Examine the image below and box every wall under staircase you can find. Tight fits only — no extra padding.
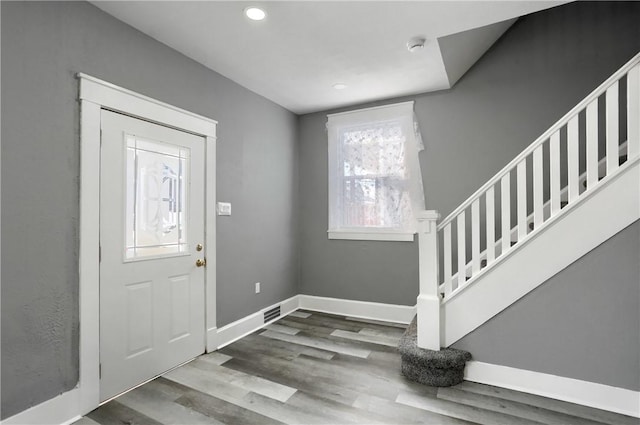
[414,52,640,415]
[451,221,639,393]
[441,157,639,346]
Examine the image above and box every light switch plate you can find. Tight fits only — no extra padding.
[217,202,231,216]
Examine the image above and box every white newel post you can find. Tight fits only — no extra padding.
[416,210,441,351]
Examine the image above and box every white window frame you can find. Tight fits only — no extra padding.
[327,101,425,242]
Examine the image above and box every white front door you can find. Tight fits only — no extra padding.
[99,110,206,401]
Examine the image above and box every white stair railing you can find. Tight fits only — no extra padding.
[445,141,629,291]
[417,52,640,350]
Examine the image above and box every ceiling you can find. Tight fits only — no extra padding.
[92,1,567,114]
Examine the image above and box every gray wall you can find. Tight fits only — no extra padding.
[298,1,640,304]
[297,113,419,305]
[453,221,640,391]
[3,0,640,420]
[1,1,298,418]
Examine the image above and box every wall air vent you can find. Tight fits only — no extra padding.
[263,305,281,323]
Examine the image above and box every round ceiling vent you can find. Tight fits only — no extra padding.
[407,37,427,53]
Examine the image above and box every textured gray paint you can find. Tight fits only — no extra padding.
[1,1,298,418]
[453,221,640,391]
[298,1,640,305]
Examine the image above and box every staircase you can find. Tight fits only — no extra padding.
[402,53,640,385]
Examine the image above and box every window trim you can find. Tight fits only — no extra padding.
[327,101,423,242]
[327,230,415,242]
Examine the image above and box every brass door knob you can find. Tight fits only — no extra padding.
[196,258,206,267]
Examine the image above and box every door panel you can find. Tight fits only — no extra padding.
[169,274,191,342]
[100,110,206,401]
[124,280,153,357]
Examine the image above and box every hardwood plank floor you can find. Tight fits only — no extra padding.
[79,311,637,425]
[453,382,639,425]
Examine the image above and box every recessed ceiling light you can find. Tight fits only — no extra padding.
[245,7,266,21]
[333,83,347,90]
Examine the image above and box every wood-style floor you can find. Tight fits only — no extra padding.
[76,310,637,425]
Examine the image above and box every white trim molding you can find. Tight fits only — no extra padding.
[328,230,415,242]
[205,133,218,353]
[215,296,300,349]
[77,73,217,137]
[326,100,416,119]
[465,361,640,418]
[0,388,81,425]
[298,295,415,324]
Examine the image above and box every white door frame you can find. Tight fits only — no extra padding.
[78,74,217,415]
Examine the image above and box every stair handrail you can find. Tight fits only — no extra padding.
[440,141,629,291]
[437,52,640,231]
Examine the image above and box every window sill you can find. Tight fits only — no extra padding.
[327,230,416,242]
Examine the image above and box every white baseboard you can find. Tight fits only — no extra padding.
[465,361,640,418]
[214,295,300,349]
[214,294,415,350]
[1,387,81,425]
[298,294,415,324]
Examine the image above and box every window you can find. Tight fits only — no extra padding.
[328,101,425,241]
[125,135,189,260]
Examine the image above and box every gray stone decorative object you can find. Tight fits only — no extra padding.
[398,316,472,387]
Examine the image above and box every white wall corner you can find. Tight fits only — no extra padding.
[465,361,640,418]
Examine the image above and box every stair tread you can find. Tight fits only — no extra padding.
[438,386,623,425]
[455,381,638,425]
[397,390,544,425]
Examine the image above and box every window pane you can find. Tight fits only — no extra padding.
[342,121,406,178]
[339,121,409,228]
[125,135,189,260]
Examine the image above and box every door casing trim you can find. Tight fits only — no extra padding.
[78,73,217,415]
